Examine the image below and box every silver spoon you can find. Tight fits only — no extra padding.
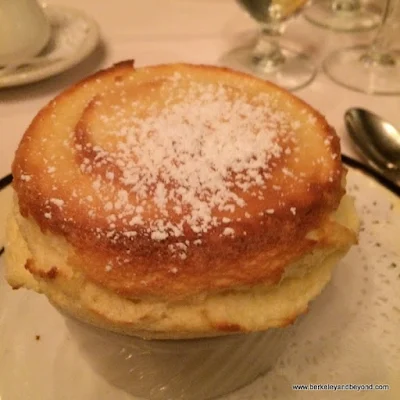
[345,107,400,190]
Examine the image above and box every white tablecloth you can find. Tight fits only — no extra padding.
[1,0,399,178]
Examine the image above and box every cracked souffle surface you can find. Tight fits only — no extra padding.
[6,62,358,338]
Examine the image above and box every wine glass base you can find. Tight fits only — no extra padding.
[303,0,381,32]
[220,44,316,91]
[323,45,400,95]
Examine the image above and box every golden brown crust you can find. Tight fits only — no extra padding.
[12,62,344,301]
[25,259,58,280]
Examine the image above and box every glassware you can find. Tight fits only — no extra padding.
[303,0,381,31]
[221,0,316,91]
[323,0,400,94]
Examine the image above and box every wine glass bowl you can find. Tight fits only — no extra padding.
[238,0,308,22]
[323,0,400,94]
[221,0,316,91]
[303,0,381,32]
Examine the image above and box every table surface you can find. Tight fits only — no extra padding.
[1,0,399,179]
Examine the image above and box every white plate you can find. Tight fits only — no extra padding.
[0,167,399,400]
[0,5,99,89]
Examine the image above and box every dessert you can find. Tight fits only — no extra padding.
[5,62,359,340]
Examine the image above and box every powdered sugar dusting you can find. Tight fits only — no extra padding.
[71,74,300,248]
[20,174,31,182]
[50,198,65,208]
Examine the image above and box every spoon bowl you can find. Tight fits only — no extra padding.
[345,107,400,188]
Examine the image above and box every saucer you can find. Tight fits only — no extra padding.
[0,5,99,89]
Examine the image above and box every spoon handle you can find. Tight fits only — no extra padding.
[0,173,12,191]
[341,154,400,197]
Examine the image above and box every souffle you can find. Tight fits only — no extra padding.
[5,62,359,339]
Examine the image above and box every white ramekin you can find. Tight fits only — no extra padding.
[64,316,294,400]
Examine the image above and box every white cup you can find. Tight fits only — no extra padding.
[0,0,51,66]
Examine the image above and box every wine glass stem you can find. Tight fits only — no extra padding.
[331,0,360,13]
[252,23,285,71]
[361,0,397,66]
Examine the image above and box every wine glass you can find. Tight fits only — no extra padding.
[221,0,316,91]
[303,0,381,31]
[323,0,400,94]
